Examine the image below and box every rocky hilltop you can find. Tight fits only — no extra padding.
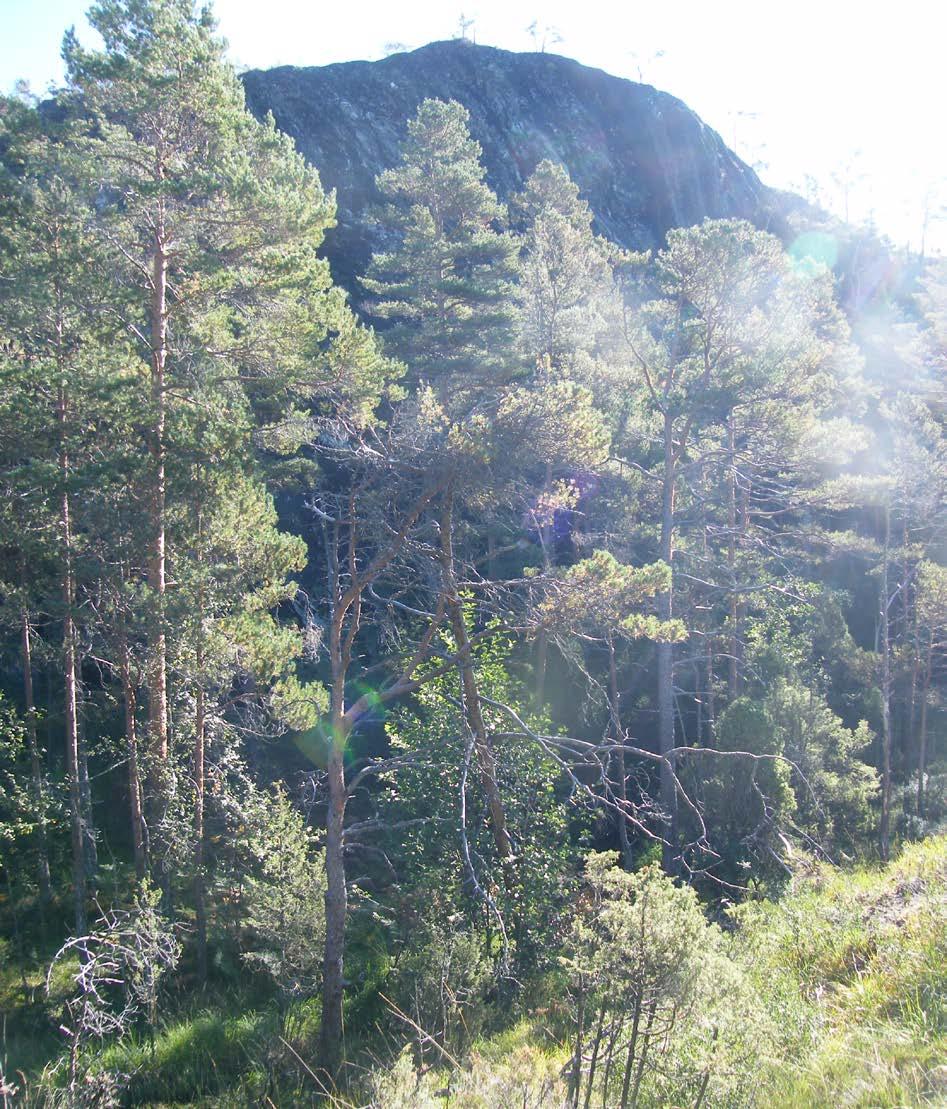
[241,40,789,291]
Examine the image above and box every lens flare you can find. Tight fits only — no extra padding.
[789,231,838,274]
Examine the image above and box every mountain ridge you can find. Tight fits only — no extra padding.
[240,40,792,292]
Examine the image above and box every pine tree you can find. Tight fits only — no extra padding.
[60,0,389,896]
[175,459,308,982]
[362,98,520,394]
[617,219,857,872]
[0,94,134,930]
[513,159,622,375]
[511,160,626,702]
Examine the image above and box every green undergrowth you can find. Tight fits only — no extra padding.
[364,836,947,1108]
[0,922,73,1079]
[3,838,945,1106]
[95,1007,274,1105]
[736,834,947,1107]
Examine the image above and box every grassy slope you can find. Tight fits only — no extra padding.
[3,837,945,1106]
[742,834,947,1107]
[374,836,947,1108]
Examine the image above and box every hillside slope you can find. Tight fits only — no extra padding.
[241,40,789,290]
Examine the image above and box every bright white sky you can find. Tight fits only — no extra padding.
[2,0,944,252]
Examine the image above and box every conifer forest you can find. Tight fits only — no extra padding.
[0,3,945,1105]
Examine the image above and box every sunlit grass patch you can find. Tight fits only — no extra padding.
[92,1005,275,1104]
[741,834,947,1107]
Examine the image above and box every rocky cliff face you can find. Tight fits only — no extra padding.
[241,40,789,292]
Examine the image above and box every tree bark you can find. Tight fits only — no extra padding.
[904,522,917,777]
[148,205,172,905]
[599,1018,621,1109]
[917,629,932,817]
[658,416,677,873]
[879,504,893,862]
[318,527,351,1076]
[570,980,586,1108]
[77,704,97,878]
[628,999,657,1109]
[727,416,739,700]
[734,478,749,694]
[535,461,553,706]
[52,234,87,933]
[57,306,86,935]
[61,470,86,935]
[318,726,348,1077]
[535,630,548,709]
[120,628,146,881]
[700,490,715,745]
[193,684,207,984]
[20,605,52,906]
[608,634,632,868]
[193,498,208,985]
[583,1001,608,1109]
[440,491,515,873]
[619,992,643,1109]
[149,213,169,765]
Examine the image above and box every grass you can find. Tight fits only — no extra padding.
[0,925,72,1080]
[3,837,945,1106]
[741,834,947,1107]
[0,919,284,1105]
[95,1007,273,1104]
[365,836,947,1108]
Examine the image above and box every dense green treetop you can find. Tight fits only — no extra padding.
[362,98,520,392]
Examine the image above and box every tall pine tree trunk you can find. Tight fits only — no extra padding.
[903,523,918,776]
[193,684,207,984]
[917,629,933,817]
[20,604,52,906]
[657,417,677,872]
[440,491,514,874]
[608,633,633,868]
[148,209,171,900]
[318,513,351,1077]
[193,506,208,985]
[879,504,893,862]
[727,416,739,700]
[535,462,553,707]
[705,635,716,741]
[56,263,87,935]
[318,652,349,1077]
[734,479,749,693]
[701,505,716,745]
[149,213,169,763]
[77,704,97,879]
[59,400,86,935]
[119,625,146,881]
